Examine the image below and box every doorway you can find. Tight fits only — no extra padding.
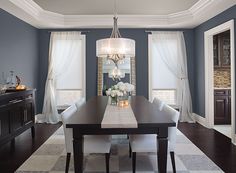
[204,20,235,144]
[213,30,231,138]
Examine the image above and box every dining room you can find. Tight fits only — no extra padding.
[1,0,236,173]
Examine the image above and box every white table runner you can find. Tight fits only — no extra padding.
[101,102,138,128]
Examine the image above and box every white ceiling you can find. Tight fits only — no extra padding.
[1,0,236,28]
[32,0,199,15]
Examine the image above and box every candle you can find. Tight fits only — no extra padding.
[119,101,125,107]
[124,100,129,106]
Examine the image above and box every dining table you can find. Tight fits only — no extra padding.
[66,96,176,173]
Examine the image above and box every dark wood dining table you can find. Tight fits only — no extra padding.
[66,96,176,173]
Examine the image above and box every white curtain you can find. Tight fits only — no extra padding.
[151,31,195,122]
[40,32,82,124]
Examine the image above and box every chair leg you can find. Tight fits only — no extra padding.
[129,143,132,158]
[132,152,136,173]
[170,151,176,173]
[65,153,71,173]
[105,153,110,173]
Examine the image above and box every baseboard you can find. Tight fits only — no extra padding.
[233,135,236,146]
[193,113,209,128]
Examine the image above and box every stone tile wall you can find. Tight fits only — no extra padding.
[214,68,231,88]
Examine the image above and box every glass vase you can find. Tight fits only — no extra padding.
[118,93,129,102]
[110,96,118,105]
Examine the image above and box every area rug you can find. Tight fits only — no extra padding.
[15,127,224,173]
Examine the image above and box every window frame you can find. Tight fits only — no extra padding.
[55,35,86,109]
[148,35,178,106]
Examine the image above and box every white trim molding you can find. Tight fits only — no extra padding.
[204,20,235,144]
[0,0,236,28]
[148,35,153,102]
[192,113,209,128]
[234,135,236,145]
[81,35,86,100]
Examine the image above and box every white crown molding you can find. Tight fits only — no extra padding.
[1,0,236,28]
[189,0,214,14]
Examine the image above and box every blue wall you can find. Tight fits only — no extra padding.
[0,9,195,114]
[0,9,39,104]
[194,5,236,117]
[0,9,39,88]
[37,29,195,112]
[1,4,236,119]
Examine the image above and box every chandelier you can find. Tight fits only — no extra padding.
[96,1,135,65]
[108,66,125,81]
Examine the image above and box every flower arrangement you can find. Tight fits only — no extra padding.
[106,82,134,105]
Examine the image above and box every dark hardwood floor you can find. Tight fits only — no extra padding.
[0,123,61,173]
[0,122,235,173]
[178,122,236,173]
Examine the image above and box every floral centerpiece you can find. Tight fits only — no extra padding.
[106,82,134,105]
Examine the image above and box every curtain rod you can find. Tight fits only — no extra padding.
[145,30,185,33]
[47,31,90,33]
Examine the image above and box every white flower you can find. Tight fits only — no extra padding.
[130,85,134,92]
[119,84,126,92]
[117,91,124,97]
[110,90,116,97]
[117,82,123,87]
[106,88,111,96]
[124,83,134,92]
[107,82,134,97]
[116,82,126,92]
[114,85,118,90]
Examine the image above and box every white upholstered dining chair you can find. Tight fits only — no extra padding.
[128,97,165,158]
[153,97,165,111]
[61,98,112,173]
[129,104,180,173]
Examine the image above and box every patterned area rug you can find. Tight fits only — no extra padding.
[16,127,224,173]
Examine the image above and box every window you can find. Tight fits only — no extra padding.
[152,89,177,105]
[148,35,178,106]
[54,36,86,109]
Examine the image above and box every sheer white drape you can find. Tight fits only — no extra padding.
[150,31,195,122]
[40,32,82,124]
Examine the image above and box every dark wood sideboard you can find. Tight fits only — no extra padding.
[0,89,36,146]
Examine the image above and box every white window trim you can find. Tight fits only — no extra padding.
[81,34,86,100]
[148,34,153,102]
[56,34,86,109]
[148,35,178,105]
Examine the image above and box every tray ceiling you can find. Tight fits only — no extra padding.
[1,0,236,28]
[32,0,199,15]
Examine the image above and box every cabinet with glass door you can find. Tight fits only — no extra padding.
[213,30,230,68]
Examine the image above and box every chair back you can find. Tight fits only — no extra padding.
[75,97,86,109]
[153,97,165,111]
[61,98,86,153]
[162,104,180,151]
[61,104,77,153]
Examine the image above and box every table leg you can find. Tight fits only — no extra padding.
[73,134,84,173]
[157,127,168,173]
[31,126,35,138]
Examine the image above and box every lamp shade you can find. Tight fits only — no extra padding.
[96,38,135,58]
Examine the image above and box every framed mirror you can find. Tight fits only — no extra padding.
[97,57,136,96]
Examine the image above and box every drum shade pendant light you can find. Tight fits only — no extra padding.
[96,0,135,64]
